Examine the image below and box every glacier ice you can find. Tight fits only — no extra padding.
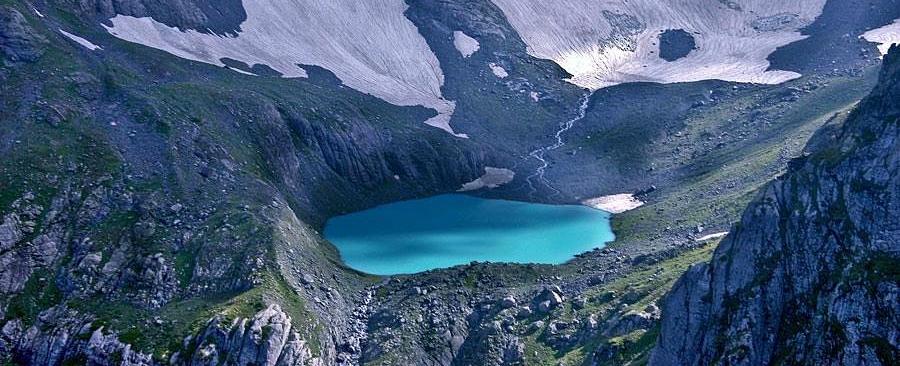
[101,0,838,137]
[489,0,827,89]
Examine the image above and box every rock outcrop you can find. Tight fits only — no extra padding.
[0,6,46,65]
[0,304,322,366]
[533,286,564,313]
[0,306,153,365]
[651,46,900,365]
[187,305,322,366]
[81,0,247,35]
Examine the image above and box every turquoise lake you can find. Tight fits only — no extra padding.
[323,194,615,275]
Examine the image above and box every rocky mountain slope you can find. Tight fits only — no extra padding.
[1,0,898,365]
[652,45,900,366]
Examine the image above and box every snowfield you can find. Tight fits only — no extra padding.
[489,0,827,89]
[453,31,480,58]
[103,0,835,136]
[862,19,900,57]
[104,0,462,136]
[60,29,102,50]
[696,231,730,242]
[488,63,508,78]
[458,167,515,191]
[582,194,644,214]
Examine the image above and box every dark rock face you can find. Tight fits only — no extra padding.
[767,0,900,74]
[657,29,695,62]
[0,7,47,65]
[0,195,56,295]
[651,46,900,365]
[80,0,247,35]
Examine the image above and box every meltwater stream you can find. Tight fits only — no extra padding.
[324,194,614,275]
[525,92,594,199]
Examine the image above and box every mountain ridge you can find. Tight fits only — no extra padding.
[651,44,900,365]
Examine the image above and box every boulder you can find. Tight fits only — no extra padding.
[499,295,517,309]
[533,286,564,313]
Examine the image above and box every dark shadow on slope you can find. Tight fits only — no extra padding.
[767,0,900,74]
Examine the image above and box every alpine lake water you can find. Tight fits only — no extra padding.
[323,194,615,275]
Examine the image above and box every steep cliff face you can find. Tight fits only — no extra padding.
[651,46,900,365]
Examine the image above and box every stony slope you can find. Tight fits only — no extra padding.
[651,45,900,366]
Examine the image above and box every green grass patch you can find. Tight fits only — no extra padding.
[526,242,720,365]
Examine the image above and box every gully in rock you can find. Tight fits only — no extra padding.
[525,91,594,199]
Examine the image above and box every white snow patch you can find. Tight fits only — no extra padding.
[696,231,729,241]
[59,29,102,50]
[458,167,515,191]
[453,31,480,58]
[489,62,508,78]
[34,8,44,17]
[582,194,644,214]
[489,0,826,90]
[862,19,900,57]
[424,101,468,138]
[103,1,463,137]
[228,67,257,76]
